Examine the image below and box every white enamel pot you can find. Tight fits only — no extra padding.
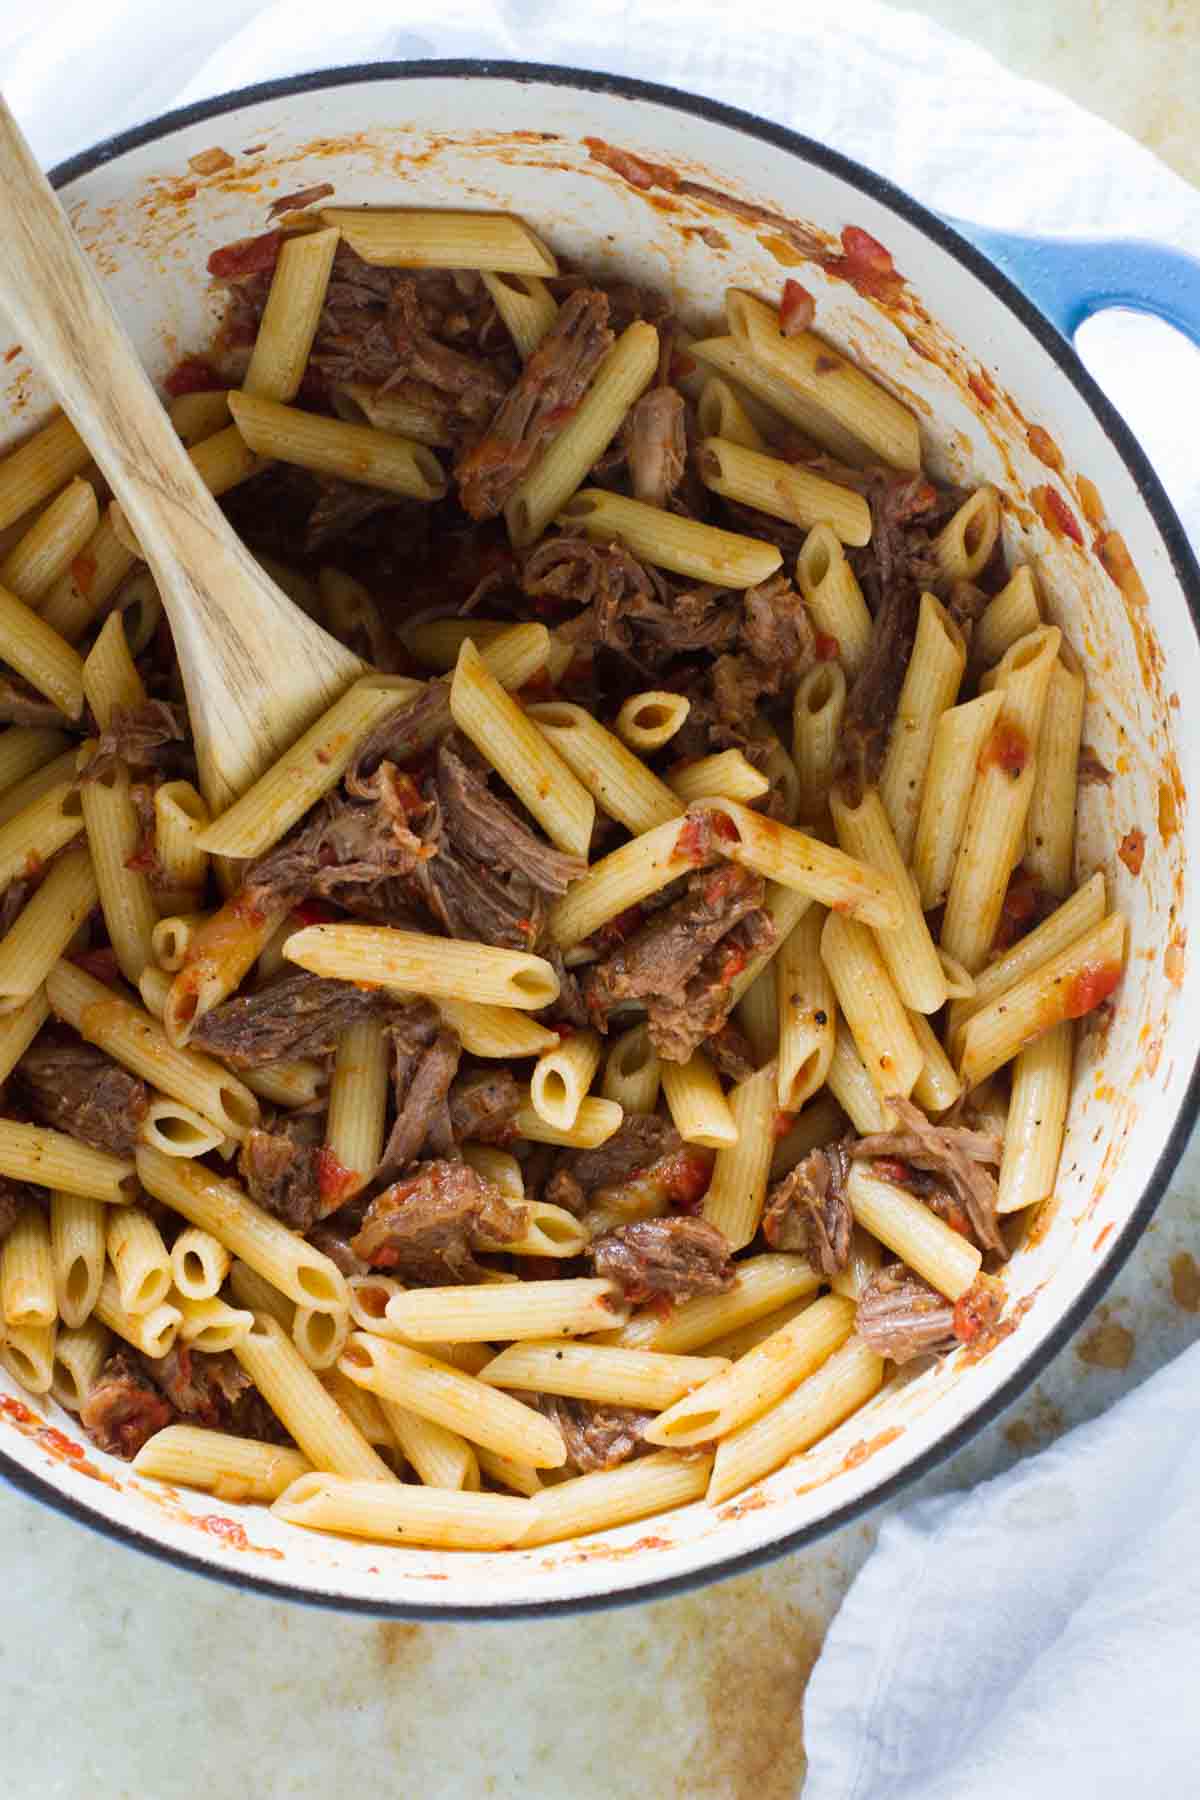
[2,63,1199,1617]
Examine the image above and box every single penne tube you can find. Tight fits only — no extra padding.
[48,960,260,1142]
[704,799,904,931]
[274,1471,528,1548]
[559,487,782,588]
[169,389,231,446]
[50,1190,105,1328]
[0,478,97,605]
[939,951,976,1002]
[178,1294,255,1353]
[235,1314,395,1481]
[908,1011,963,1114]
[140,1097,226,1159]
[530,1029,604,1133]
[941,625,1061,972]
[2,1205,55,1327]
[0,778,83,892]
[821,911,923,1103]
[151,912,212,973]
[698,436,871,545]
[689,333,869,466]
[0,725,70,795]
[775,905,836,1111]
[338,1333,567,1467]
[601,1022,662,1114]
[830,785,946,1014]
[81,607,142,722]
[0,847,98,1012]
[548,813,701,950]
[378,1398,479,1491]
[49,1315,111,1411]
[475,1446,543,1497]
[0,412,90,532]
[320,207,556,274]
[703,1295,816,1359]
[946,870,1107,1048]
[284,921,559,1012]
[292,1305,350,1371]
[506,322,659,546]
[737,966,778,1066]
[661,1050,739,1150]
[824,1029,895,1133]
[324,1016,390,1204]
[667,749,769,807]
[400,617,508,670]
[435,997,558,1060]
[707,1336,884,1505]
[750,724,803,826]
[244,225,340,401]
[613,690,691,754]
[725,290,920,469]
[1,1320,57,1394]
[385,1278,627,1344]
[106,1206,171,1316]
[228,1259,295,1332]
[136,1146,348,1312]
[76,744,157,986]
[792,662,847,821]
[644,1293,855,1447]
[608,1253,821,1353]
[932,485,1001,583]
[515,1090,623,1150]
[228,392,447,500]
[460,1144,524,1202]
[450,639,594,856]
[702,1063,778,1251]
[241,1058,329,1110]
[526,700,682,834]
[829,1224,885,1301]
[517,1449,712,1547]
[0,1119,135,1203]
[195,675,421,858]
[697,374,767,450]
[480,1341,730,1411]
[847,1162,982,1299]
[997,1021,1073,1215]
[501,1199,589,1259]
[0,748,79,829]
[727,882,814,1012]
[878,592,967,859]
[169,1226,231,1301]
[94,1266,180,1357]
[958,912,1126,1089]
[40,513,136,642]
[133,1425,311,1503]
[480,270,558,359]
[973,564,1041,669]
[164,887,293,1049]
[1025,660,1086,899]
[912,690,1004,910]
[795,525,872,673]
[770,1094,851,1181]
[320,1367,394,1445]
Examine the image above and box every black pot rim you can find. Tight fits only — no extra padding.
[9,56,1197,1622]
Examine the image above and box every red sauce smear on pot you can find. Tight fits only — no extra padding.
[819,226,906,303]
[164,356,221,397]
[1033,484,1084,545]
[207,229,284,280]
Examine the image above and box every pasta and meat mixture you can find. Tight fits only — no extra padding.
[0,201,1127,1549]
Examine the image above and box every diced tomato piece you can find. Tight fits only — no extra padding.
[163,356,220,397]
[980,722,1029,779]
[779,279,816,337]
[1065,959,1122,1019]
[814,631,840,661]
[206,229,284,280]
[953,1277,1004,1344]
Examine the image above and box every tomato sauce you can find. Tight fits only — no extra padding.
[1064,959,1122,1019]
[980,722,1029,779]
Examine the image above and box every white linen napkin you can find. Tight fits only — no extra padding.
[3,4,1200,1792]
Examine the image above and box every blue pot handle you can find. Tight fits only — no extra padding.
[946,218,1200,348]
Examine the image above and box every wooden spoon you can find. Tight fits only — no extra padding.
[0,97,365,813]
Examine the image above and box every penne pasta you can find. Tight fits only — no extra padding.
[0,579,85,719]
[385,1278,627,1344]
[284,921,559,1011]
[133,1426,311,1503]
[830,784,946,1013]
[824,1028,895,1133]
[228,1259,295,1333]
[702,1063,778,1251]
[689,334,869,467]
[973,564,1040,670]
[292,1305,350,1371]
[0,477,97,605]
[560,487,782,589]
[1,1321,57,1394]
[697,375,767,450]
[947,870,1107,1049]
[736,966,779,1067]
[661,1049,739,1150]
[932,486,1001,583]
[613,690,691,754]
[911,690,1004,910]
[699,436,871,544]
[377,1399,479,1492]
[792,661,847,821]
[50,1190,105,1328]
[703,799,904,931]
[49,1316,111,1411]
[530,1029,603,1133]
[609,1253,820,1353]
[324,1015,390,1205]
[94,1266,179,1358]
[771,1094,851,1181]
[140,1098,225,1159]
[0,847,98,1012]
[829,1224,885,1302]
[878,592,967,860]
[517,1450,712,1547]
[775,905,836,1111]
[997,1021,1074,1214]
[0,725,70,797]
[0,412,90,533]
[526,700,682,834]
[667,749,769,808]
[1026,660,1085,899]
[600,1022,662,1115]
[846,1163,982,1299]
[234,1314,395,1481]
[40,513,136,642]
[908,1010,964,1114]
[480,1341,730,1411]
[435,998,558,1060]
[228,392,447,499]
[320,208,557,275]
[480,270,558,360]
[76,739,158,986]
[702,1295,817,1361]
[178,1294,255,1354]
[2,1205,56,1327]
[548,812,699,950]
[274,1471,529,1548]
[169,390,231,446]
[821,911,923,1103]
[795,525,872,674]
[170,1226,231,1301]
[106,1206,171,1316]
[244,225,340,402]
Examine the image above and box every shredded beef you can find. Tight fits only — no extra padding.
[544,1114,684,1217]
[0,1174,30,1244]
[140,1345,251,1425]
[704,1021,757,1083]
[350,678,454,785]
[304,477,409,554]
[588,1216,735,1305]
[852,1095,1006,1258]
[192,972,401,1068]
[584,862,771,1061]
[236,773,430,919]
[855,1262,958,1364]
[307,1224,367,1278]
[539,1395,653,1473]
[267,182,335,218]
[81,1349,174,1458]
[522,534,656,621]
[388,279,509,420]
[239,1113,323,1231]
[412,792,548,950]
[0,673,66,727]
[449,1068,521,1144]
[436,737,583,897]
[457,290,613,518]
[763,1145,852,1276]
[624,386,687,509]
[85,700,186,782]
[17,1039,149,1156]
[351,1159,528,1284]
[375,1025,461,1184]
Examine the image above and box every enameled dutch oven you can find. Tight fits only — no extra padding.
[3,62,1200,1617]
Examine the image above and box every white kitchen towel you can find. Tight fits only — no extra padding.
[3,3,1200,1795]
